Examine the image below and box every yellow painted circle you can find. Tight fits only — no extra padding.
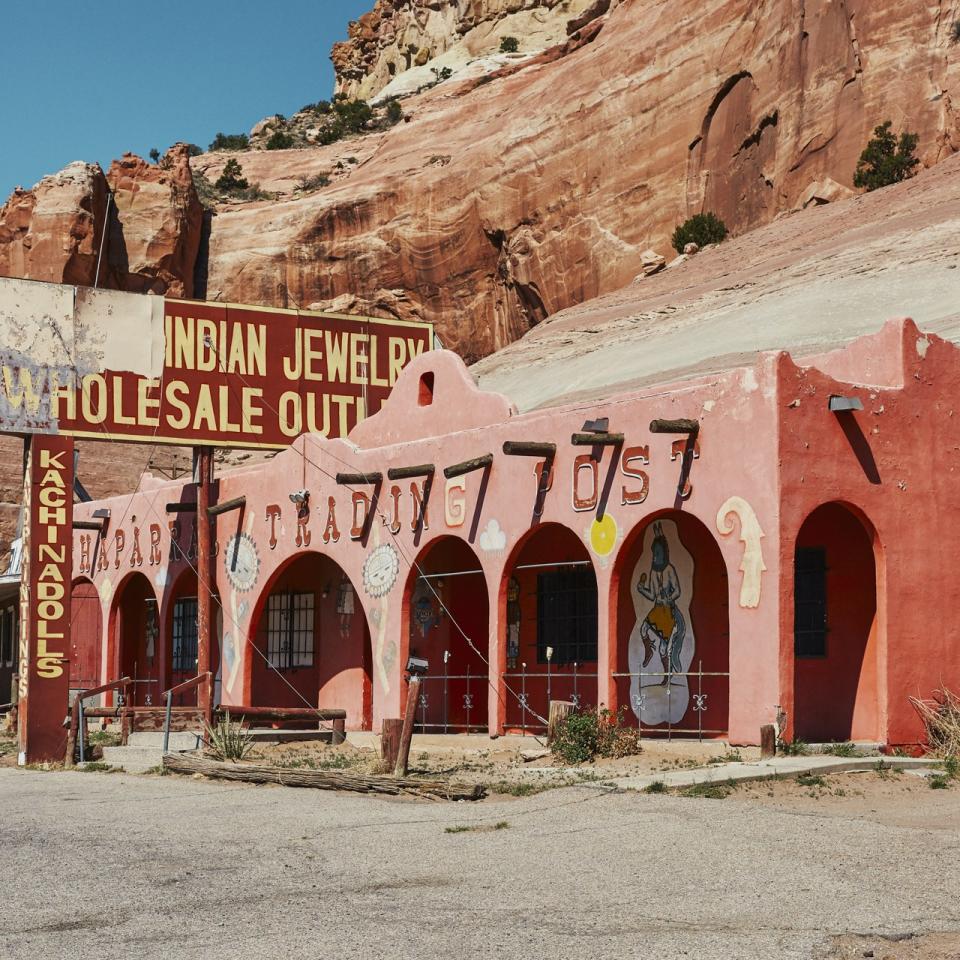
[590,514,618,557]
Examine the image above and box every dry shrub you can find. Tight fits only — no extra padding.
[551,707,642,764]
[909,687,960,758]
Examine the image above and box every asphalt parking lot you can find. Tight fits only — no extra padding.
[1,768,958,960]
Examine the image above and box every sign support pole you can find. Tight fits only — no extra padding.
[195,446,214,729]
[17,434,74,764]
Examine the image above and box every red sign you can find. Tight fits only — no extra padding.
[18,434,73,763]
[3,295,432,449]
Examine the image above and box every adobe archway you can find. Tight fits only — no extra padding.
[109,572,160,707]
[612,510,729,737]
[70,577,102,693]
[401,536,489,733]
[247,552,372,730]
[792,502,882,743]
[499,523,597,733]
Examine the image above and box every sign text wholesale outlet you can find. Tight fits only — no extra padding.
[0,281,432,447]
[0,278,432,762]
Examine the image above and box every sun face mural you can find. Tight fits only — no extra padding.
[628,519,696,725]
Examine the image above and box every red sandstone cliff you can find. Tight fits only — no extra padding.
[0,143,201,298]
[2,2,958,360]
[194,0,960,360]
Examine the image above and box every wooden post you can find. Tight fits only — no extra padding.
[195,447,214,728]
[760,724,776,759]
[394,676,421,777]
[64,698,80,767]
[547,700,575,744]
[381,718,403,768]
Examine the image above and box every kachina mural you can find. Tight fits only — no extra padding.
[628,520,696,725]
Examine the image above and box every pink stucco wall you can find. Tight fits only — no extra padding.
[70,319,960,746]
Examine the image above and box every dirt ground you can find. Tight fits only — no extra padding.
[241,735,761,793]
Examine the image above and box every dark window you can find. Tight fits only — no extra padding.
[266,592,315,670]
[536,567,597,665]
[794,547,827,657]
[2,606,18,667]
[171,597,198,672]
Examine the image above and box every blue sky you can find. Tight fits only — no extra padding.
[0,0,372,199]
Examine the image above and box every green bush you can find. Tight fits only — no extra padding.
[385,99,404,125]
[149,147,160,163]
[952,20,960,43]
[215,158,248,191]
[209,132,249,152]
[430,66,453,84]
[266,130,295,150]
[853,121,919,191]
[185,143,204,157]
[778,738,809,756]
[671,212,728,254]
[334,98,373,133]
[500,36,520,53]
[302,100,332,114]
[550,707,642,764]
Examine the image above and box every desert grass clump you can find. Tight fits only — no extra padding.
[205,712,253,762]
[910,686,960,758]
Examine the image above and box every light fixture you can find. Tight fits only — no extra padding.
[406,656,429,676]
[289,489,310,505]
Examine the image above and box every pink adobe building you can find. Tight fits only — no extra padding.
[68,317,959,747]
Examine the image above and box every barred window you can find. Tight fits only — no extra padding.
[171,597,198,672]
[794,547,827,657]
[266,592,315,669]
[536,567,598,665]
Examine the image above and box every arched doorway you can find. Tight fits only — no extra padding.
[500,523,597,733]
[249,553,372,730]
[110,572,160,707]
[614,512,729,737]
[403,537,488,733]
[165,569,222,707]
[792,502,881,743]
[70,578,102,693]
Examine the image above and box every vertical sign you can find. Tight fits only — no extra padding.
[18,435,74,764]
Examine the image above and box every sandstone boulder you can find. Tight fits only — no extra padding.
[795,177,857,210]
[0,162,109,286]
[683,242,700,255]
[104,144,203,297]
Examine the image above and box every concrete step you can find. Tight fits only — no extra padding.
[100,746,170,773]
[126,731,203,750]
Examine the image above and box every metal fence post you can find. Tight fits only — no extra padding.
[163,689,173,755]
[78,697,85,764]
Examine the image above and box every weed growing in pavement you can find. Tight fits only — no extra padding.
[929,774,952,790]
[681,780,736,800]
[144,765,170,776]
[445,820,510,834]
[644,781,667,794]
[797,774,826,788]
[822,742,857,757]
[778,739,810,756]
[487,780,547,797]
[941,755,959,779]
[713,749,742,764]
[80,762,119,773]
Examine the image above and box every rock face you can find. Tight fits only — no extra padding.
[0,144,202,298]
[331,0,598,101]
[104,144,203,297]
[0,162,110,286]
[198,0,960,361]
